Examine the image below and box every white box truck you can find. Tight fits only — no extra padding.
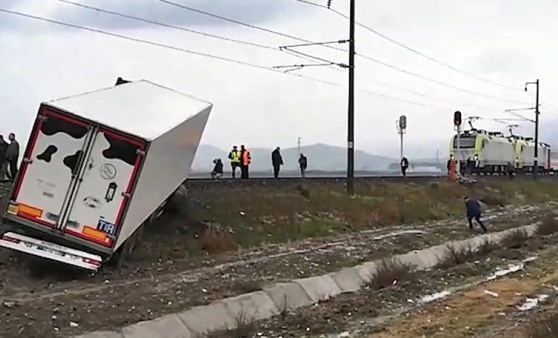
[0,79,212,271]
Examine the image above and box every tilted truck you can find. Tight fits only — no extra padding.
[0,79,212,271]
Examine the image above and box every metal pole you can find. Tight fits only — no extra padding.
[297,137,301,156]
[534,79,540,180]
[456,125,461,177]
[400,132,404,160]
[347,0,356,194]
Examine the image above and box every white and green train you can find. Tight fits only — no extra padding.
[449,129,556,175]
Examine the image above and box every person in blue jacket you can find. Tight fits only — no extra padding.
[464,196,487,233]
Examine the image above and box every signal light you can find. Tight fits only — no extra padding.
[453,111,462,127]
[327,0,332,8]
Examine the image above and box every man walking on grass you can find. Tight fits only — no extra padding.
[464,196,487,233]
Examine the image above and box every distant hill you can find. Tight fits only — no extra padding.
[191,143,395,172]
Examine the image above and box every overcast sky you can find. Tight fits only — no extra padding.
[1,0,557,158]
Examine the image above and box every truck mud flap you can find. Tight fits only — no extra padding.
[0,232,102,271]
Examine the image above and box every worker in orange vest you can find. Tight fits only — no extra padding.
[239,145,251,179]
[448,155,456,181]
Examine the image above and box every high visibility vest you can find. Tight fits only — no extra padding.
[229,151,240,163]
[242,150,251,166]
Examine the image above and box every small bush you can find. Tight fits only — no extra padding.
[368,258,415,289]
[536,214,558,236]
[376,201,400,225]
[526,312,558,338]
[204,309,256,338]
[198,227,238,254]
[437,243,475,268]
[476,239,498,256]
[500,228,529,249]
[296,184,311,199]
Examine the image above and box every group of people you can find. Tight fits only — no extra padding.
[0,133,19,182]
[210,145,309,179]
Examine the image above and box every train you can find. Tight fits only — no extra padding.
[449,129,558,175]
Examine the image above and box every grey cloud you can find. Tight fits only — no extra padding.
[52,0,307,30]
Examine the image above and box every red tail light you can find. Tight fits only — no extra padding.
[2,235,20,244]
[82,257,101,268]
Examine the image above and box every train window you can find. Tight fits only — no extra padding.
[453,136,475,149]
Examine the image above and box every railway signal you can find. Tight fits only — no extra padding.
[454,111,462,178]
[396,115,407,162]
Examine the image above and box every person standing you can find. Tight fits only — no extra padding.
[0,135,8,181]
[239,145,251,179]
[464,196,487,233]
[400,156,409,177]
[271,147,283,179]
[228,145,240,178]
[298,153,307,178]
[6,133,19,181]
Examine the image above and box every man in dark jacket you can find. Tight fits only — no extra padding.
[464,196,487,233]
[298,153,307,178]
[6,133,19,180]
[211,159,223,179]
[400,156,409,177]
[0,135,7,181]
[271,147,283,179]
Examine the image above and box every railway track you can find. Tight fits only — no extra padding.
[185,173,555,185]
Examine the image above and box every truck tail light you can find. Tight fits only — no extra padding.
[2,235,21,244]
[83,258,101,268]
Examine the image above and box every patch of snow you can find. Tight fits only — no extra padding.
[372,230,425,240]
[517,294,549,311]
[420,290,451,303]
[484,290,499,298]
[522,256,538,263]
[486,263,524,281]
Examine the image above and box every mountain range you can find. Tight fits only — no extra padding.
[191,144,442,172]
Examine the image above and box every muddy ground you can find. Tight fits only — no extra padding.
[248,234,558,338]
[0,180,557,337]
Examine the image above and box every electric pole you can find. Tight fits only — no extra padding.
[297,137,301,156]
[525,79,540,180]
[347,0,356,194]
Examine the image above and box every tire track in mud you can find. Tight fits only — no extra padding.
[0,204,547,303]
[0,205,552,337]
[1,204,541,303]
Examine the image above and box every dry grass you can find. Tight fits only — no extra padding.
[197,226,238,254]
[500,228,530,249]
[476,238,499,256]
[185,179,558,254]
[437,243,475,268]
[536,214,558,236]
[526,313,558,338]
[368,258,415,290]
[203,309,257,338]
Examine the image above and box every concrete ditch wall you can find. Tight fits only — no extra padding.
[76,223,538,338]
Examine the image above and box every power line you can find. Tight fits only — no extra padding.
[157,0,531,106]
[296,0,523,93]
[0,7,451,112]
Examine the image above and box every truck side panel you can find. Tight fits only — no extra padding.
[116,106,211,249]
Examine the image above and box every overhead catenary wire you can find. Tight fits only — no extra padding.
[50,0,492,110]
[156,0,532,106]
[0,7,456,112]
[295,0,523,93]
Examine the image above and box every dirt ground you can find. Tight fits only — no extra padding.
[0,179,557,337]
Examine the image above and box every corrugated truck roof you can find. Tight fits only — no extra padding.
[44,80,212,141]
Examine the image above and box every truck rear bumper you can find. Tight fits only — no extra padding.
[0,232,102,271]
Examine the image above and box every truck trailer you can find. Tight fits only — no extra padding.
[0,79,212,271]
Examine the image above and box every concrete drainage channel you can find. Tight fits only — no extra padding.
[76,223,539,338]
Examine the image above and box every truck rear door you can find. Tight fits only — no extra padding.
[60,128,145,248]
[8,110,93,228]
